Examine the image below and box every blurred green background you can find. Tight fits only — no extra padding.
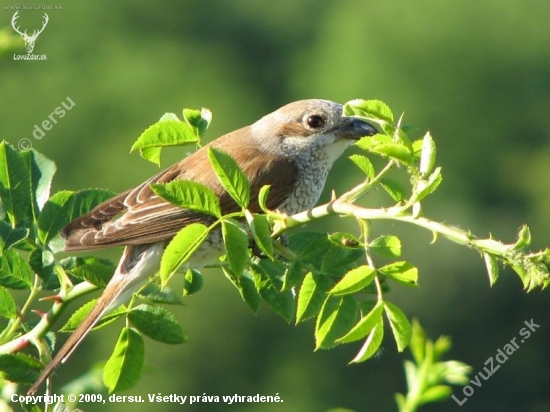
[1,1,549,411]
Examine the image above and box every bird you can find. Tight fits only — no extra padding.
[27,99,377,394]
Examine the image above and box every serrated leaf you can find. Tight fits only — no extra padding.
[337,300,384,344]
[329,265,376,296]
[0,353,42,384]
[151,180,221,217]
[0,286,16,319]
[296,272,332,323]
[222,219,249,276]
[512,224,531,251]
[38,189,114,246]
[370,235,401,258]
[246,211,273,259]
[28,248,55,284]
[415,167,443,202]
[380,178,407,202]
[384,301,412,352]
[65,256,116,287]
[223,268,261,313]
[182,108,212,136]
[379,261,418,287]
[349,154,375,178]
[0,141,31,227]
[103,327,144,393]
[0,249,33,289]
[281,261,306,291]
[350,318,384,363]
[131,120,199,166]
[61,299,127,332]
[128,304,187,344]
[207,147,250,209]
[315,295,358,350]
[250,264,294,322]
[0,220,28,250]
[483,252,500,286]
[328,232,363,249]
[160,223,210,284]
[21,149,56,221]
[137,283,183,304]
[344,99,394,123]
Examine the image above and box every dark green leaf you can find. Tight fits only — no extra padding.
[384,301,412,352]
[128,304,187,344]
[0,220,28,250]
[380,178,407,202]
[251,264,294,322]
[0,249,33,289]
[329,265,376,296]
[0,141,31,226]
[60,299,126,332]
[182,108,212,136]
[315,295,358,350]
[0,353,42,384]
[337,300,383,343]
[281,261,307,291]
[0,286,16,319]
[296,272,332,323]
[64,256,116,287]
[160,223,209,284]
[28,248,55,284]
[137,283,183,304]
[103,327,144,393]
[350,318,384,363]
[151,180,221,217]
[207,147,250,209]
[182,268,204,296]
[370,235,401,258]
[246,211,273,259]
[223,268,261,313]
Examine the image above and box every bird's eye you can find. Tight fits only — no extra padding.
[306,114,326,129]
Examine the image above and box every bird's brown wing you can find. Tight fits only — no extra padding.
[62,129,297,251]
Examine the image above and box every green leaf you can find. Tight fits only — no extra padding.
[223,267,261,313]
[355,135,412,165]
[63,256,116,287]
[0,249,33,289]
[418,385,453,404]
[380,178,407,202]
[369,235,401,258]
[379,261,419,287]
[337,300,384,344]
[131,120,199,166]
[137,283,183,304]
[512,224,531,251]
[159,223,210,284]
[103,327,144,393]
[415,167,443,202]
[151,180,221,217]
[182,108,212,136]
[344,99,394,123]
[0,220,28,250]
[29,248,55,286]
[182,268,204,296]
[60,299,127,332]
[0,141,31,226]
[246,211,273,259]
[281,261,307,291]
[483,252,500,286]
[258,185,271,212]
[350,318,384,363]
[296,272,332,323]
[0,353,42,384]
[328,232,363,249]
[250,264,294,322]
[222,219,249,276]
[21,149,56,220]
[419,132,436,176]
[207,147,250,209]
[0,286,16,319]
[329,265,376,296]
[38,189,114,246]
[348,154,375,178]
[128,304,187,344]
[384,301,412,352]
[315,295,358,350]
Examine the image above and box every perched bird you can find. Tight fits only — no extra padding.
[28,99,377,394]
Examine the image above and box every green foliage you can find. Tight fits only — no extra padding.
[0,99,547,411]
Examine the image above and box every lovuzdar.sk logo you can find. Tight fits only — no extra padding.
[11,11,49,61]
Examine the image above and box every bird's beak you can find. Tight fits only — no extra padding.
[337,117,378,140]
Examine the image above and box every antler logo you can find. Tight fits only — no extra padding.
[11,11,49,54]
